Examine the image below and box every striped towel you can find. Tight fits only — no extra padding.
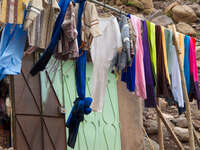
[0,0,30,24]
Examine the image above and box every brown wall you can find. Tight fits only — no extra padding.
[117,80,144,150]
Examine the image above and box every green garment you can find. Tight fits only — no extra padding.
[146,21,157,81]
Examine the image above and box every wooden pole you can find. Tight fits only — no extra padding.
[157,98,164,150]
[171,25,195,150]
[155,106,185,150]
[142,127,155,150]
[9,75,16,149]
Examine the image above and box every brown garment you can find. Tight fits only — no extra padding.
[155,25,173,102]
[27,0,60,49]
[54,2,79,60]
[75,1,102,51]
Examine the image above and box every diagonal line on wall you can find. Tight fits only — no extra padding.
[16,117,32,150]
[21,70,41,114]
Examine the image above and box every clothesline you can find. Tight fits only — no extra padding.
[89,0,200,42]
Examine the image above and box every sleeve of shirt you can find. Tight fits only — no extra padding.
[89,3,102,37]
[24,0,43,30]
[114,18,122,50]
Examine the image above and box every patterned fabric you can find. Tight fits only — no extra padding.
[54,2,79,60]
[110,14,131,73]
[30,0,70,76]
[75,1,101,51]
[129,19,136,55]
[24,0,43,29]
[0,0,30,24]
[27,0,60,49]
[120,14,131,66]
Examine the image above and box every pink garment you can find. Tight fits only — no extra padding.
[130,15,147,99]
[189,37,198,82]
[189,37,200,109]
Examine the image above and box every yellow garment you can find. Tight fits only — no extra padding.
[146,21,157,79]
[179,33,185,66]
[161,26,171,85]
[0,0,30,24]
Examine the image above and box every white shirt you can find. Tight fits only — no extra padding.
[90,16,122,112]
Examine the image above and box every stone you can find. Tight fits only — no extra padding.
[144,137,159,150]
[171,5,198,23]
[171,117,188,128]
[144,119,158,135]
[165,2,179,14]
[151,15,174,26]
[189,3,200,17]
[176,22,197,36]
[162,113,174,120]
[128,0,153,13]
[159,99,168,110]
[193,120,200,131]
[174,127,189,142]
[146,9,163,21]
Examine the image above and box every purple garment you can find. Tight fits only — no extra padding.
[142,21,156,107]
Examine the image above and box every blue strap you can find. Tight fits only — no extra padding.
[66,0,93,148]
[30,0,71,76]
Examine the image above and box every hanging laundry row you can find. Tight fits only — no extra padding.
[120,19,200,114]
[0,0,199,148]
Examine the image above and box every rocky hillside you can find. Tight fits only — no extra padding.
[144,100,200,150]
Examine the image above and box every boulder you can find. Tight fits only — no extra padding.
[189,3,200,17]
[162,113,174,120]
[165,2,179,14]
[151,15,174,26]
[174,127,189,142]
[144,119,158,135]
[176,22,197,36]
[193,120,200,131]
[171,5,198,23]
[144,137,159,150]
[171,117,188,128]
[146,9,163,21]
[128,0,153,14]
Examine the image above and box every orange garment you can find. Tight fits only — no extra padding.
[179,33,185,66]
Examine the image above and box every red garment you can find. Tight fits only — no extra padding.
[189,37,200,108]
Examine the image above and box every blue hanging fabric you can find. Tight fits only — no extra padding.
[121,55,136,92]
[0,9,27,80]
[66,0,93,148]
[30,0,71,76]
